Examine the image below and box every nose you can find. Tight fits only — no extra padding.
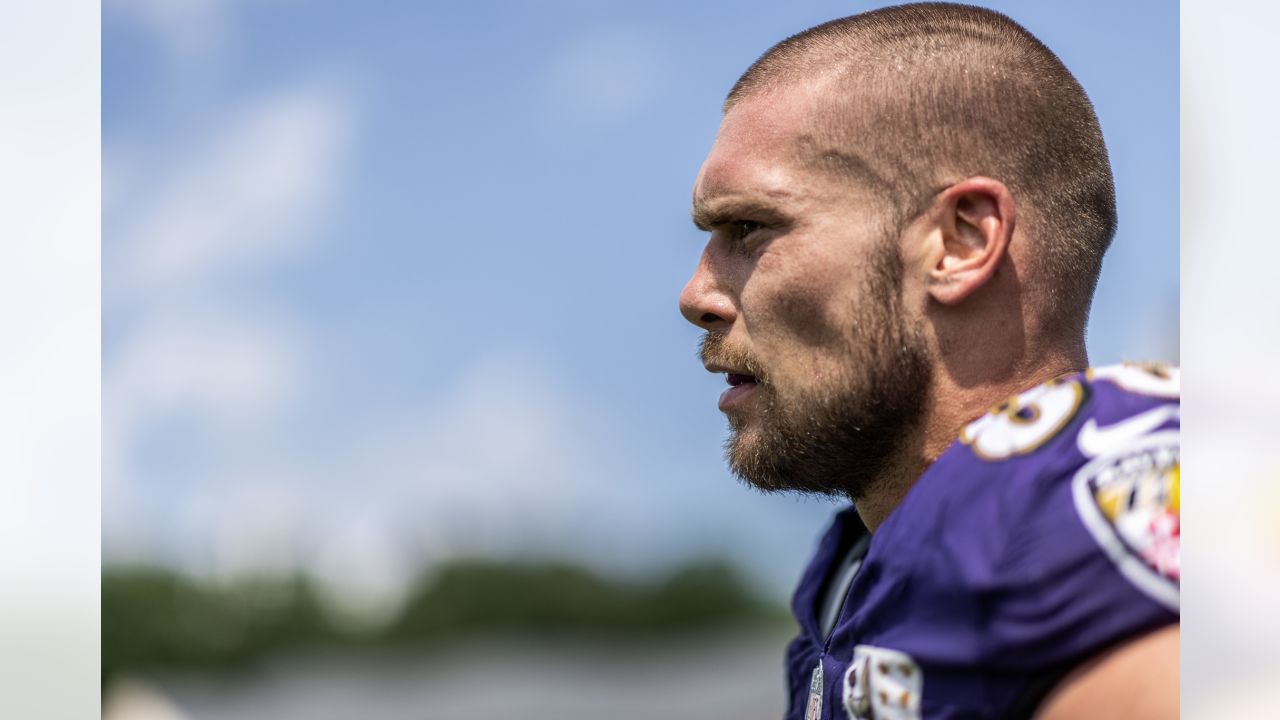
[679,248,737,330]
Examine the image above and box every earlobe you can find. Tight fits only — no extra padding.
[927,177,1014,306]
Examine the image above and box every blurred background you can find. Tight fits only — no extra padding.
[101,1,1177,718]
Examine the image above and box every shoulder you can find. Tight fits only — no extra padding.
[892,363,1179,558]
[925,363,1181,605]
[931,363,1180,514]
[830,365,1180,716]
[957,362,1179,468]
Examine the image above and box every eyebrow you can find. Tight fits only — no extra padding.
[690,197,789,232]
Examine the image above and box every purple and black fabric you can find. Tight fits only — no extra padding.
[783,365,1180,720]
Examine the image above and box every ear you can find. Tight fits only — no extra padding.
[919,177,1015,306]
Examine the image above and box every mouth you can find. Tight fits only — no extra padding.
[719,371,760,410]
[699,333,764,412]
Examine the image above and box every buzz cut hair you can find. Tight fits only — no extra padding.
[726,2,1117,336]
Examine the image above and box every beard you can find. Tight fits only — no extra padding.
[699,241,932,500]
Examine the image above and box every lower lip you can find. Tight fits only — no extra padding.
[719,382,759,410]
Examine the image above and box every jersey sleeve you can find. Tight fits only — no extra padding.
[975,365,1180,676]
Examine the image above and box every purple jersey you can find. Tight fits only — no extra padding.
[784,364,1180,720]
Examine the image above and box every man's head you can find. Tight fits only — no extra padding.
[681,3,1115,500]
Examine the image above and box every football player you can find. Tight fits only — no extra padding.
[680,4,1178,718]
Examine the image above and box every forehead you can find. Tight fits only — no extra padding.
[693,82,854,213]
[696,89,809,196]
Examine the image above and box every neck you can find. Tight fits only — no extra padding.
[851,345,1086,532]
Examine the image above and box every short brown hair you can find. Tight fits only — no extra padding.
[727,2,1116,334]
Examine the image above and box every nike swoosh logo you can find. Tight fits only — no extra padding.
[1078,404,1180,459]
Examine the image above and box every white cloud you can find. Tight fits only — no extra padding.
[109,79,355,302]
[103,66,359,555]
[331,357,602,554]
[309,511,418,630]
[108,308,307,431]
[107,0,229,65]
[305,355,821,589]
[545,27,670,121]
[105,353,616,614]
[102,306,311,560]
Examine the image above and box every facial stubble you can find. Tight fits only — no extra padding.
[702,241,932,501]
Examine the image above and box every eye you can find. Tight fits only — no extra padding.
[708,218,775,255]
[733,220,764,240]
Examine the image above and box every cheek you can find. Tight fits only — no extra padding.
[742,254,850,351]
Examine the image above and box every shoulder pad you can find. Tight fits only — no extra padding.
[959,362,1179,463]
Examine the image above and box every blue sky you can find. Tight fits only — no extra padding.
[102,0,1177,613]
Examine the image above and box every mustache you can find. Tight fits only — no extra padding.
[698,332,768,381]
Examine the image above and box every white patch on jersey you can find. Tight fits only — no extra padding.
[1077,403,1180,459]
[1072,431,1180,611]
[961,377,1084,461]
[843,645,922,720]
[1088,363,1180,399]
